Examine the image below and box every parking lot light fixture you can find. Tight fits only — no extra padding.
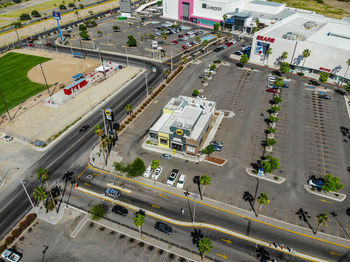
[38,63,51,97]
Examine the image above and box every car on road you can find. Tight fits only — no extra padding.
[152,166,163,180]
[105,188,121,198]
[160,153,171,160]
[211,141,224,147]
[266,88,278,93]
[167,169,179,186]
[319,94,331,100]
[154,222,172,235]
[79,125,89,132]
[234,51,243,56]
[176,174,186,189]
[1,134,13,141]
[112,205,128,216]
[143,165,153,178]
[307,177,324,188]
[267,76,277,81]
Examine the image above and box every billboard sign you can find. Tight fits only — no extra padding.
[52,11,61,20]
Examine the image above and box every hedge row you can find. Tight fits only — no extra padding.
[165,66,184,84]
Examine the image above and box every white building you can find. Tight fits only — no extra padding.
[162,0,350,82]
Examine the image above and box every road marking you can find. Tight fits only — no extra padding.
[158,193,167,198]
[329,251,341,256]
[71,195,78,199]
[84,183,92,187]
[76,165,91,180]
[152,205,160,209]
[319,199,333,204]
[93,172,101,176]
[221,239,232,244]
[336,221,339,237]
[88,166,350,250]
[217,253,228,259]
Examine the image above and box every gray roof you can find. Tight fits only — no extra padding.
[250,0,284,7]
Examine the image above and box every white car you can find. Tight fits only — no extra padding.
[267,84,274,88]
[204,69,214,73]
[198,95,206,100]
[152,166,163,180]
[176,174,186,189]
[166,169,179,186]
[1,249,21,262]
[143,165,153,178]
[1,134,13,141]
[268,76,276,81]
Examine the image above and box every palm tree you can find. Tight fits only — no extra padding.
[222,14,227,30]
[315,212,330,234]
[257,193,270,214]
[151,160,159,183]
[302,49,311,69]
[74,11,80,20]
[343,58,350,84]
[94,124,106,163]
[198,237,213,260]
[37,168,57,211]
[200,175,211,200]
[161,31,167,41]
[296,208,314,232]
[265,48,272,66]
[102,135,112,164]
[164,69,170,79]
[195,35,201,61]
[32,186,47,206]
[133,213,145,237]
[125,104,132,115]
[281,51,288,61]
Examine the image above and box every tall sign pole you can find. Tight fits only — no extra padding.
[52,11,63,42]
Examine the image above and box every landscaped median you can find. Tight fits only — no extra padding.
[246,167,286,184]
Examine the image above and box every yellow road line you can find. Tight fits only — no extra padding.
[88,166,350,249]
[329,251,341,256]
[84,182,92,187]
[93,172,101,176]
[217,254,228,259]
[319,199,333,204]
[152,205,160,209]
[76,165,91,180]
[158,193,167,198]
[221,239,232,244]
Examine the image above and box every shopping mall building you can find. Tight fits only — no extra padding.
[162,0,350,82]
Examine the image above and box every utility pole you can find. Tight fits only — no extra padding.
[192,193,197,223]
[19,178,35,208]
[0,90,12,121]
[91,32,95,49]
[38,63,51,96]
[97,47,106,77]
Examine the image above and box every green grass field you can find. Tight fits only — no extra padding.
[0,52,51,115]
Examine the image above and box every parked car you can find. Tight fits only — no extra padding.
[307,177,324,188]
[154,222,172,235]
[176,174,186,189]
[112,205,128,216]
[178,34,184,38]
[167,169,179,186]
[160,153,171,159]
[211,141,224,147]
[143,165,153,178]
[158,41,165,45]
[267,76,277,81]
[212,144,222,151]
[319,94,331,100]
[1,134,13,141]
[234,51,243,56]
[1,249,22,262]
[198,95,206,99]
[152,166,163,180]
[282,81,289,88]
[105,188,121,198]
[266,88,278,93]
[170,40,178,44]
[267,84,274,88]
[182,45,188,50]
[79,125,89,132]
[204,69,214,73]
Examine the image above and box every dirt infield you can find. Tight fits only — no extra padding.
[13,49,100,86]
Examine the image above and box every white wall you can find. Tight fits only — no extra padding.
[163,0,179,20]
[193,0,242,20]
[243,3,284,15]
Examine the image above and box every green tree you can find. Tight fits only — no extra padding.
[125,104,132,115]
[222,14,227,29]
[164,69,170,79]
[269,116,279,123]
[79,3,84,9]
[265,48,272,65]
[257,193,270,214]
[68,2,75,8]
[192,89,200,97]
[126,158,146,177]
[260,156,280,173]
[279,62,290,74]
[31,10,41,17]
[151,160,159,170]
[161,31,167,40]
[127,35,137,47]
[275,78,284,88]
[267,127,276,133]
[37,167,57,211]
[94,124,105,163]
[315,212,330,234]
[213,22,220,32]
[200,175,211,199]
[85,19,97,28]
[97,30,102,37]
[198,237,213,260]
[266,138,276,147]
[210,64,216,71]
[281,51,288,61]
[201,145,215,155]
[133,213,145,237]
[272,96,282,104]
[240,54,249,65]
[302,49,311,69]
[19,13,31,20]
[319,72,329,85]
[79,24,87,31]
[90,204,106,221]
[156,0,162,6]
[343,58,350,83]
[270,105,280,112]
[322,174,344,192]
[32,186,47,204]
[79,30,89,40]
[59,4,67,10]
[344,83,350,93]
[113,25,120,32]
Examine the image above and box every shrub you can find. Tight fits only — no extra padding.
[5,236,14,246]
[26,213,37,224]
[19,220,29,230]
[297,72,304,76]
[68,2,75,7]
[137,109,141,113]
[147,99,152,103]
[267,128,276,133]
[151,95,156,99]
[47,200,55,211]
[19,13,31,20]
[0,245,7,254]
[128,118,132,121]
[59,4,67,10]
[141,106,144,109]
[31,10,41,17]
[132,115,136,118]
[121,124,125,129]
[125,121,129,124]
[143,103,147,107]
[213,60,221,64]
[11,228,22,238]
[266,138,277,147]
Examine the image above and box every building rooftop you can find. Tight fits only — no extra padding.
[249,0,284,7]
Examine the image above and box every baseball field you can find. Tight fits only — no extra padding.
[0,52,51,115]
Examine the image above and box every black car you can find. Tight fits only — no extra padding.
[154,222,172,235]
[319,95,331,100]
[79,125,89,132]
[112,205,128,216]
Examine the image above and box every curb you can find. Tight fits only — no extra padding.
[245,167,286,184]
[303,185,347,202]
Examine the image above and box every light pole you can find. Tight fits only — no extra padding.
[243,191,258,217]
[91,32,95,49]
[101,109,107,136]
[145,72,148,96]
[125,48,129,67]
[38,63,51,97]
[97,47,106,77]
[192,193,198,223]
[170,47,173,72]
[184,189,193,222]
[19,178,35,208]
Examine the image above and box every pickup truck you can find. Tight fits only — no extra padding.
[1,249,22,262]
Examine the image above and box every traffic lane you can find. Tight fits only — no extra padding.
[75,169,346,261]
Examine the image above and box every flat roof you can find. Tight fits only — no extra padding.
[250,0,284,7]
[150,112,172,133]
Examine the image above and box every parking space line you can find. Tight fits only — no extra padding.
[152,205,161,209]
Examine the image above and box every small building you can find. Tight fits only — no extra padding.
[149,96,216,155]
[63,77,88,95]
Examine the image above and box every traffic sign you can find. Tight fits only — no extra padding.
[52,11,61,20]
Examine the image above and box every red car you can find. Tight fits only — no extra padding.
[171,40,178,44]
[266,88,278,93]
[225,42,232,47]
[178,34,184,38]
[28,43,34,47]
[182,45,188,50]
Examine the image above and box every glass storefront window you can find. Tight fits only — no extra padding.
[255,41,270,56]
[160,138,168,145]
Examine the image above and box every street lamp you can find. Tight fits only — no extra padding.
[19,178,35,208]
[38,63,51,97]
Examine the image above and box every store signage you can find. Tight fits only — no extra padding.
[52,11,61,20]
[319,67,331,73]
[104,108,113,121]
[202,3,222,11]
[256,35,275,43]
[176,129,184,136]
